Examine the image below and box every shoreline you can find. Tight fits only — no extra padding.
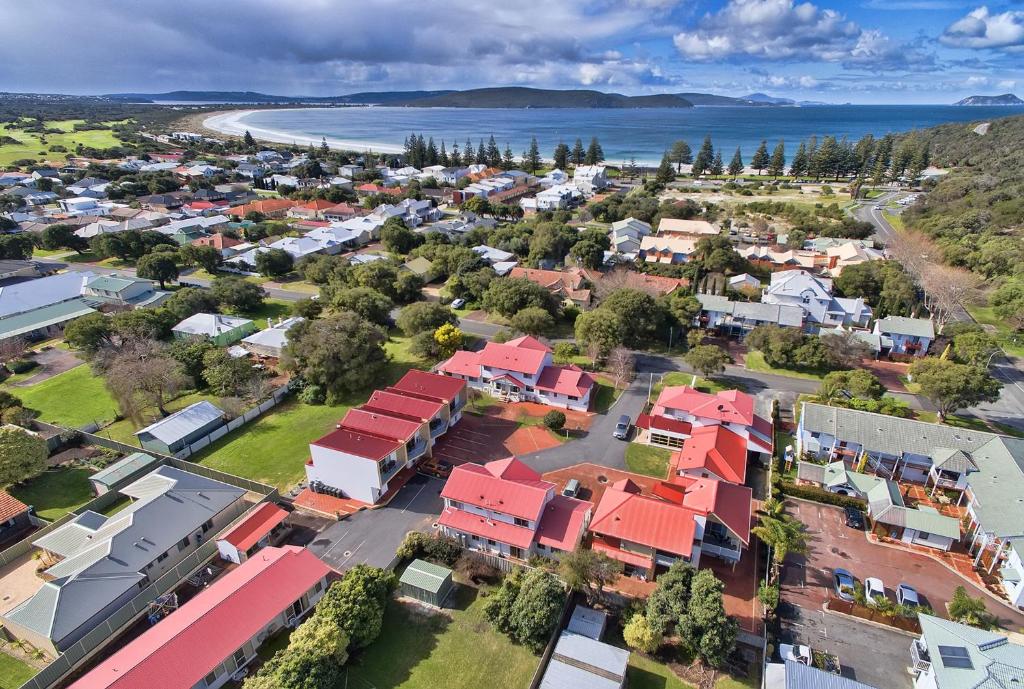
[200,108,405,154]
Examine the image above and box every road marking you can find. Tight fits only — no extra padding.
[820,610,828,639]
[401,480,430,514]
[319,528,352,558]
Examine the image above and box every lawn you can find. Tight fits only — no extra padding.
[237,297,293,329]
[627,653,691,689]
[6,364,119,428]
[592,378,624,414]
[346,583,539,689]
[0,652,38,689]
[651,372,741,399]
[913,411,1002,433]
[744,351,826,382]
[8,467,95,521]
[967,305,1024,358]
[0,119,126,166]
[98,390,224,445]
[625,443,673,478]
[882,210,905,231]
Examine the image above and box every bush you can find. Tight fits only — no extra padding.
[297,383,326,405]
[758,582,780,611]
[6,358,37,374]
[780,481,867,509]
[396,531,462,566]
[543,410,566,431]
[552,342,579,364]
[623,614,662,653]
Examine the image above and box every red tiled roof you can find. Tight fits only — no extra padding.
[67,546,330,689]
[670,425,748,485]
[504,335,551,352]
[299,199,335,210]
[0,490,28,522]
[478,341,548,375]
[441,458,551,521]
[391,369,466,403]
[589,483,697,557]
[363,389,444,421]
[191,233,242,250]
[324,202,360,215]
[751,414,774,450]
[438,506,535,549]
[439,350,482,377]
[668,475,753,545]
[312,426,401,461]
[218,503,288,551]
[635,413,693,436]
[229,198,296,217]
[654,385,754,426]
[535,365,594,398]
[534,495,591,551]
[341,407,421,442]
[508,267,591,303]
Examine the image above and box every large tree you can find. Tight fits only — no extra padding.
[211,277,266,312]
[136,253,178,289]
[64,312,114,354]
[683,569,738,668]
[381,217,422,255]
[908,358,1002,420]
[482,277,556,318]
[669,140,693,171]
[316,565,396,649]
[751,140,770,175]
[727,147,744,177]
[692,135,714,176]
[97,339,190,420]
[768,140,786,178]
[684,344,730,378]
[202,349,258,396]
[558,547,620,604]
[330,287,394,326]
[40,223,88,254]
[255,248,294,279]
[523,136,542,173]
[0,426,48,488]
[510,306,555,337]
[283,312,388,402]
[655,153,675,185]
[601,289,667,346]
[507,568,567,652]
[396,301,457,336]
[575,309,626,359]
[163,287,219,321]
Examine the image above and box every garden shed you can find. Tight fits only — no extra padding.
[399,559,453,608]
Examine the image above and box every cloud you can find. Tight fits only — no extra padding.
[673,0,934,71]
[941,6,1024,50]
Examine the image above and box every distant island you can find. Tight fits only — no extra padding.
[954,94,1023,106]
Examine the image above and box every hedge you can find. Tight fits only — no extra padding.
[779,480,867,510]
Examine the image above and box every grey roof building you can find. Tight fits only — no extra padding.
[1,466,246,655]
[135,401,226,455]
[764,659,879,689]
[874,316,935,339]
[540,630,630,689]
[911,614,1024,689]
[87,452,161,495]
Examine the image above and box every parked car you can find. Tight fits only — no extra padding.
[865,577,887,606]
[613,414,631,440]
[896,583,919,607]
[450,298,466,309]
[844,506,865,530]
[780,643,811,665]
[561,479,581,498]
[833,568,856,602]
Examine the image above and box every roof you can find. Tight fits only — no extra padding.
[85,275,152,294]
[0,271,92,319]
[240,316,304,352]
[782,660,879,689]
[664,475,752,544]
[917,613,1024,689]
[88,453,160,488]
[508,267,591,303]
[478,341,549,375]
[958,437,1024,539]
[874,315,935,339]
[541,631,629,689]
[218,503,288,551]
[0,298,97,340]
[312,426,402,461]
[589,481,697,556]
[391,369,466,403]
[441,458,552,521]
[134,401,225,445]
[66,546,329,689]
[654,385,754,426]
[671,425,748,484]
[767,269,833,301]
[635,413,694,436]
[363,388,444,421]
[535,365,595,398]
[399,559,452,595]
[658,218,719,235]
[567,605,607,640]
[403,256,434,276]
[341,407,421,442]
[229,198,296,216]
[534,495,592,551]
[439,350,483,377]
[438,505,535,548]
[172,313,254,337]
[0,490,29,522]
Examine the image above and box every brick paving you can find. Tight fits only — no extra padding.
[429,413,563,467]
[292,488,366,518]
[859,358,910,392]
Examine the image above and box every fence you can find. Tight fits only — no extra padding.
[173,384,292,459]
[527,593,577,689]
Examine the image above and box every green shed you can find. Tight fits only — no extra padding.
[399,559,454,608]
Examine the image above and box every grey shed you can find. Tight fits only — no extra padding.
[399,559,453,608]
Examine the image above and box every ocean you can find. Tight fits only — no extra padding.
[211,105,1024,165]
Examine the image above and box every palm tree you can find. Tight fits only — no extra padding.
[758,497,785,519]
[752,513,808,583]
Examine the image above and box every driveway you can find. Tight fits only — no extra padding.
[303,475,444,572]
[11,348,83,386]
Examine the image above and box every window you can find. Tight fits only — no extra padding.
[314,580,324,594]
[449,500,463,510]
[156,551,169,563]
[513,517,528,527]
[204,669,219,687]
[232,648,247,668]
[201,519,213,533]
[487,539,497,546]
[178,537,190,552]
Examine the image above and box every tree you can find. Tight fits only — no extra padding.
[752,512,808,583]
[40,223,88,254]
[558,548,620,603]
[575,309,626,359]
[584,137,604,165]
[243,130,256,148]
[692,135,714,176]
[523,136,541,173]
[908,358,1001,420]
[64,312,114,354]
[433,323,463,357]
[684,344,730,378]
[949,326,999,367]
[655,153,675,184]
[202,349,258,396]
[569,239,605,270]
[948,586,993,628]
[0,234,33,260]
[768,140,786,178]
[920,264,982,332]
[991,279,1024,330]
[669,140,693,171]
[0,426,48,488]
[111,309,175,341]
[136,253,178,289]
[668,292,702,327]
[98,339,190,419]
[179,244,221,273]
[168,337,216,382]
[570,138,586,166]
[212,277,266,312]
[727,147,744,177]
[552,142,569,170]
[709,151,724,176]
[751,140,770,175]
[543,410,566,431]
[818,369,885,403]
[163,287,218,321]
[818,329,872,368]
[645,561,695,633]
[510,306,555,336]
[623,614,662,653]
[381,218,422,255]
[789,141,808,177]
[684,569,738,667]
[508,568,566,652]
[255,248,294,279]
[393,270,425,304]
[482,277,556,318]
[396,301,457,335]
[283,313,388,403]
[607,347,636,389]
[601,289,667,346]
[330,287,394,326]
[316,565,396,649]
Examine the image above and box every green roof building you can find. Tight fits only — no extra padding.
[399,559,453,609]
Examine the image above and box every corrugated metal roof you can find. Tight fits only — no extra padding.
[784,660,879,689]
[134,401,224,445]
[0,298,97,340]
[399,559,452,594]
[875,316,934,339]
[89,453,160,488]
[539,631,629,689]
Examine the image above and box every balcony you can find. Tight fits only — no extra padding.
[407,438,428,461]
[379,458,404,483]
[701,538,742,562]
[429,419,449,438]
[910,640,931,673]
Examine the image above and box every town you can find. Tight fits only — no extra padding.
[0,81,1023,689]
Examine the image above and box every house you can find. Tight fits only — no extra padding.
[694,293,804,336]
[584,268,687,297]
[658,218,719,237]
[728,273,760,291]
[525,183,582,211]
[82,275,169,308]
[764,660,879,689]
[1,466,246,656]
[402,256,435,280]
[322,202,363,222]
[0,271,97,343]
[439,457,592,560]
[573,165,608,194]
[286,199,336,220]
[240,316,303,358]
[192,232,245,257]
[640,385,773,458]
[172,313,256,345]
[873,316,934,357]
[1001,542,1024,608]
[910,614,1024,689]
[228,199,296,219]
[58,197,104,216]
[0,490,34,544]
[306,371,467,504]
[738,247,818,274]
[339,164,363,177]
[762,270,871,331]
[399,559,454,609]
[66,546,330,689]
[796,461,961,550]
[135,401,226,455]
[609,217,651,254]
[826,241,885,276]
[639,235,698,264]
[75,218,156,239]
[588,475,752,576]
[87,452,161,495]
[472,244,516,265]
[137,194,185,213]
[508,267,592,309]
[216,502,289,565]
[669,425,749,484]
[539,630,629,689]
[439,335,596,411]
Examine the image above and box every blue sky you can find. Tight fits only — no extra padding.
[1,0,1021,103]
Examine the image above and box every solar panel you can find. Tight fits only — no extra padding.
[937,645,974,669]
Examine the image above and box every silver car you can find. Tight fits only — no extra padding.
[613,415,631,440]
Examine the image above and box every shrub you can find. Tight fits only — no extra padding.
[396,531,462,566]
[6,358,37,374]
[543,410,566,431]
[552,342,579,364]
[758,582,780,611]
[297,383,326,405]
[623,614,662,653]
[779,481,867,509]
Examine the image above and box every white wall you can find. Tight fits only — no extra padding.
[306,445,387,504]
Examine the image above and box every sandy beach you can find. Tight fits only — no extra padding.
[202,109,404,154]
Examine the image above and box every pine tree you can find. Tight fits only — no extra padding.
[853,134,875,177]
[320,136,330,156]
[243,130,256,149]
[751,140,769,175]
[450,141,461,167]
[571,138,585,166]
[426,137,439,166]
[692,135,714,176]
[476,139,487,165]
[669,140,693,171]
[806,135,819,179]
[871,134,893,184]
[727,147,744,177]
[523,136,541,173]
[553,142,569,170]
[487,135,501,168]
[815,135,840,181]
[709,151,724,177]
[439,141,449,167]
[789,141,808,177]
[502,143,514,170]
[465,138,474,165]
[584,137,604,165]
[655,153,676,184]
[768,140,786,178]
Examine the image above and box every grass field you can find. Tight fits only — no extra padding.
[650,372,740,399]
[5,364,119,428]
[99,390,224,445]
[744,351,826,382]
[625,443,673,478]
[967,305,1024,358]
[237,297,293,328]
[882,210,905,231]
[346,583,538,689]
[0,119,125,166]
[8,467,95,521]
[0,652,38,689]
[592,378,624,414]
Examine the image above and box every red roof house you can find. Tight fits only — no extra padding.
[216,503,288,564]
[646,385,773,456]
[67,546,330,689]
[390,369,468,407]
[669,425,749,485]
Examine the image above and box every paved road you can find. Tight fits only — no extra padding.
[852,191,901,244]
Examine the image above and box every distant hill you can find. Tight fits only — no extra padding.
[742,92,796,106]
[676,92,762,106]
[954,94,1023,106]
[103,90,455,104]
[394,87,693,109]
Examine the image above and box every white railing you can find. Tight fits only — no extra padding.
[702,542,742,561]
[910,640,930,673]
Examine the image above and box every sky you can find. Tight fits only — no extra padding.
[1,0,1022,104]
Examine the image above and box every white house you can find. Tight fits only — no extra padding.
[639,235,698,264]
[526,183,581,211]
[658,218,718,236]
[240,317,304,358]
[610,217,652,254]
[572,165,608,194]
[911,615,1024,689]
[873,316,934,357]
[761,269,871,331]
